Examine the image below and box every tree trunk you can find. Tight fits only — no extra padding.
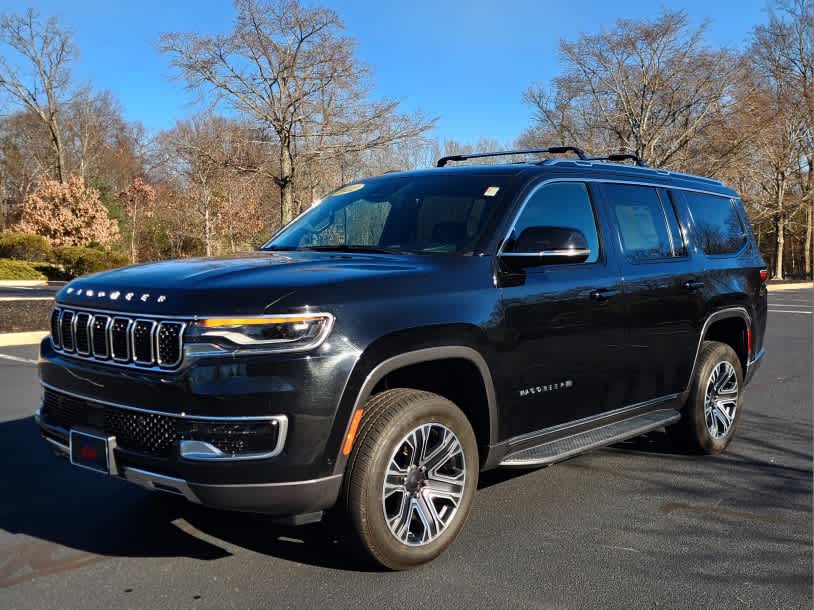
[48,120,67,184]
[803,201,813,279]
[129,202,138,263]
[279,137,297,226]
[774,175,786,280]
[774,215,784,280]
[204,203,212,257]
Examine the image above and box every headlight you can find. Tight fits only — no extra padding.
[186,313,334,353]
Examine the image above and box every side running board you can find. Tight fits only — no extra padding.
[500,408,681,468]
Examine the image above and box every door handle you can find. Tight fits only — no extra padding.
[590,288,619,302]
[684,279,705,291]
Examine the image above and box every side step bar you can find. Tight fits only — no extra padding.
[500,408,681,467]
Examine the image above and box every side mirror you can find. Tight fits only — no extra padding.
[500,226,591,268]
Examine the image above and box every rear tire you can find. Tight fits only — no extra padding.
[668,341,743,454]
[341,388,479,570]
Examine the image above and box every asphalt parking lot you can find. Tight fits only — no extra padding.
[0,289,811,609]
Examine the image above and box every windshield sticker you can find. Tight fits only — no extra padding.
[331,183,365,197]
[483,186,500,197]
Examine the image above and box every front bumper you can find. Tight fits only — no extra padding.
[39,427,342,515]
[38,336,360,483]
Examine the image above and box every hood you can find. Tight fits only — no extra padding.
[56,251,436,316]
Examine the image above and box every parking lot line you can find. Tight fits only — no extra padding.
[767,309,813,314]
[0,352,38,365]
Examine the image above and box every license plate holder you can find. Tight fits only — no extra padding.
[69,429,117,475]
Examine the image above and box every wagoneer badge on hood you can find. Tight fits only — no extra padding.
[65,286,167,304]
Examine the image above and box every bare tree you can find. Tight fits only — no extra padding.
[118,177,157,263]
[0,10,75,183]
[522,11,743,169]
[750,0,813,278]
[160,0,433,225]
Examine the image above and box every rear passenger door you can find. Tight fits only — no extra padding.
[598,183,705,406]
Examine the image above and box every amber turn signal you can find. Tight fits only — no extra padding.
[342,408,365,456]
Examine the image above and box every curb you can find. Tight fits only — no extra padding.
[0,296,55,302]
[0,331,48,347]
[767,282,813,292]
[0,280,47,287]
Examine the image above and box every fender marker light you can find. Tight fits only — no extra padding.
[342,408,365,455]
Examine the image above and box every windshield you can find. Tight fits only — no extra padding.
[262,174,512,255]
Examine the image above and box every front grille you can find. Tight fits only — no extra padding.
[40,388,280,458]
[50,307,185,370]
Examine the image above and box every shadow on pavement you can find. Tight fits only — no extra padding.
[3,407,811,583]
[0,416,375,578]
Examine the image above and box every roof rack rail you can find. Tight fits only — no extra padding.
[586,153,647,167]
[436,146,586,167]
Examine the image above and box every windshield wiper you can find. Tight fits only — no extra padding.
[300,245,406,255]
[262,245,296,251]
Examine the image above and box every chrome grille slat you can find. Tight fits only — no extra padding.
[74,312,92,356]
[60,311,75,352]
[50,309,61,349]
[49,307,185,370]
[131,319,156,365]
[156,322,184,368]
[91,315,111,359]
[111,317,132,362]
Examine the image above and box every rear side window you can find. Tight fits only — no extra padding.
[510,182,600,263]
[604,184,676,261]
[684,192,746,255]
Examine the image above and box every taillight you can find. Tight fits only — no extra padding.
[759,268,769,283]
[746,327,753,356]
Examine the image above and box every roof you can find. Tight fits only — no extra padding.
[378,159,738,198]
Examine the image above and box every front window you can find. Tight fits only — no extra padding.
[263,174,512,255]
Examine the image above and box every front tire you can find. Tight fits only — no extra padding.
[669,341,744,454]
[342,388,479,570]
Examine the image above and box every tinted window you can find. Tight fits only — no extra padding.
[265,174,509,254]
[685,192,746,255]
[605,184,673,261]
[509,182,600,263]
[301,199,391,247]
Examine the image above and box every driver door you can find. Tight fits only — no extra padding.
[495,181,627,439]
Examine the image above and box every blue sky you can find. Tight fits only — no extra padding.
[4,0,771,144]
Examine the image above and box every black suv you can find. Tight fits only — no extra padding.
[37,147,767,569]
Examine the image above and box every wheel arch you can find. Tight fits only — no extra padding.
[332,343,498,474]
[690,307,751,384]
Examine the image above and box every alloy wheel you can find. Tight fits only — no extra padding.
[704,360,739,439]
[382,423,466,546]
